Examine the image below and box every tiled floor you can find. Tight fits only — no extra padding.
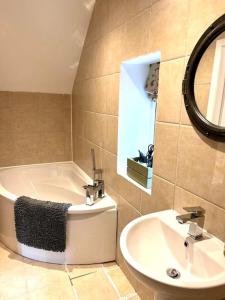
[0,242,140,300]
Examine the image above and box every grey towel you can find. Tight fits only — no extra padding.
[14,196,72,252]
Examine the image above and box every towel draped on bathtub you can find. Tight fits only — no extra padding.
[14,196,72,252]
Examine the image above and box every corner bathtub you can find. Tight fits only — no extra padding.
[0,162,117,264]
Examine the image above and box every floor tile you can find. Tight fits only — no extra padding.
[103,261,118,270]
[72,270,119,300]
[66,263,102,279]
[129,295,141,300]
[107,267,135,297]
[0,243,136,300]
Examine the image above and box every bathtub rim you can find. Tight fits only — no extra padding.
[0,161,117,215]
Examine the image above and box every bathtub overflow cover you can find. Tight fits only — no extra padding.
[166,268,180,279]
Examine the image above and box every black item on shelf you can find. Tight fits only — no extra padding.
[147,144,154,168]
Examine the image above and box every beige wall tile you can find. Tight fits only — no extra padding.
[11,92,39,135]
[0,107,14,133]
[97,24,126,76]
[75,137,102,177]
[84,112,105,148]
[93,73,119,115]
[38,106,66,133]
[174,186,225,242]
[126,0,151,19]
[0,91,72,167]
[92,77,107,113]
[157,57,185,123]
[186,0,225,55]
[39,131,66,163]
[102,150,120,191]
[152,175,174,211]
[125,9,151,60]
[140,190,154,215]
[140,175,174,214]
[150,0,189,61]
[104,115,118,155]
[14,133,40,165]
[153,122,180,183]
[108,0,128,31]
[177,126,225,210]
[117,195,141,237]
[74,109,85,138]
[0,91,12,109]
[180,103,191,126]
[105,185,120,206]
[76,45,96,81]
[92,38,106,78]
[0,132,15,167]
[106,73,120,116]
[85,0,109,46]
[119,177,142,211]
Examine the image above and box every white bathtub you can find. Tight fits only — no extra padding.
[0,162,117,264]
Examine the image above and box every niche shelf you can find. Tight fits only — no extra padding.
[117,52,161,194]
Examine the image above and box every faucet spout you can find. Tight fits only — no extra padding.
[176,206,205,240]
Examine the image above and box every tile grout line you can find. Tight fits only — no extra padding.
[75,71,120,84]
[69,271,97,280]
[64,264,79,300]
[102,265,121,299]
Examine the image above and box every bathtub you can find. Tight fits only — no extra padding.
[0,162,117,264]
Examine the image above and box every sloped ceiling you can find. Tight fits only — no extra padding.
[0,0,94,94]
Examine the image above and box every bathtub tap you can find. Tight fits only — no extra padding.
[83,179,105,206]
[83,149,105,205]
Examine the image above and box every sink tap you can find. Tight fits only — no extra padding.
[176,206,205,240]
[83,149,105,206]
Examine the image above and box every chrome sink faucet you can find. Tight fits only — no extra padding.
[83,149,105,206]
[176,206,205,240]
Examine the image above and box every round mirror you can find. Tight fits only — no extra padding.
[183,14,225,141]
[195,31,225,126]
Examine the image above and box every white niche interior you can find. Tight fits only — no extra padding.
[117,52,161,194]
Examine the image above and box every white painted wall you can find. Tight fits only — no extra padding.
[0,0,94,94]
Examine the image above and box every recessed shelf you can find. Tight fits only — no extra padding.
[117,52,161,193]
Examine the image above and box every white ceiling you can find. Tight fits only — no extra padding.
[0,0,94,94]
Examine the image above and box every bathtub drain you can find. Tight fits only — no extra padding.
[166,268,180,279]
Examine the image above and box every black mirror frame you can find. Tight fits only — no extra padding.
[183,14,225,141]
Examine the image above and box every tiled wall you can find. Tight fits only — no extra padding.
[72,1,225,299]
[0,91,72,167]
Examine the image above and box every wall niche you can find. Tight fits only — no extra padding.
[117,52,161,194]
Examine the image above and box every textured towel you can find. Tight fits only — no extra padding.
[14,196,72,252]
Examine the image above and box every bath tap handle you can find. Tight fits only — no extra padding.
[91,148,103,181]
[91,148,96,171]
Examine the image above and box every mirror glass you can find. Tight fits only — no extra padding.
[195,32,225,127]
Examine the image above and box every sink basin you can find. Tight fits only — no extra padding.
[120,210,225,300]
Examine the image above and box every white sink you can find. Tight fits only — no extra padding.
[120,210,225,300]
